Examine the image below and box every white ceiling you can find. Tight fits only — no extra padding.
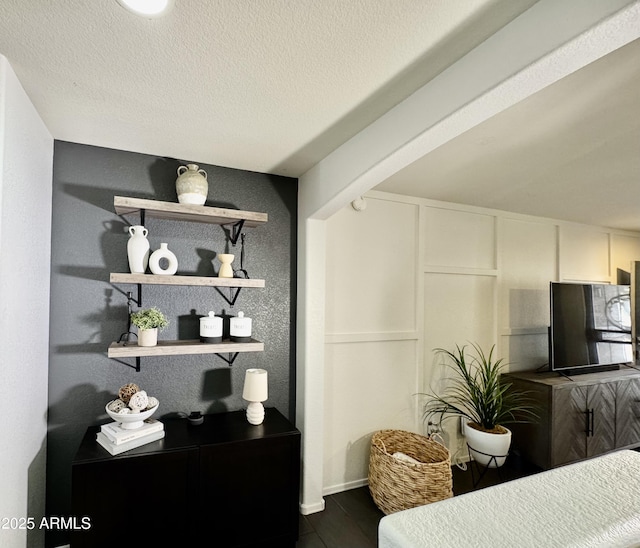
[375,36,640,232]
[0,1,638,230]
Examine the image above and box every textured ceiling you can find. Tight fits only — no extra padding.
[0,0,537,176]
[0,1,638,231]
[375,37,640,231]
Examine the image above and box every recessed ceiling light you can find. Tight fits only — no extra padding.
[117,0,173,17]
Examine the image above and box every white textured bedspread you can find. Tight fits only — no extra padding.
[378,449,640,548]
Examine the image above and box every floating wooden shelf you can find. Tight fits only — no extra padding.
[109,273,265,288]
[108,338,264,358]
[109,195,268,369]
[114,196,268,227]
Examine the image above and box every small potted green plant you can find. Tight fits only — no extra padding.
[130,307,169,347]
[423,343,537,468]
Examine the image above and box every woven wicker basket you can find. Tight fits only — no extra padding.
[368,429,453,514]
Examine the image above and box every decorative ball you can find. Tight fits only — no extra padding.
[117,407,131,414]
[107,399,127,413]
[118,383,140,404]
[146,396,159,410]
[128,390,149,411]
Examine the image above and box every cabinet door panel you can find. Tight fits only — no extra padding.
[586,382,616,457]
[616,378,640,448]
[199,435,300,547]
[552,385,587,466]
[72,449,198,548]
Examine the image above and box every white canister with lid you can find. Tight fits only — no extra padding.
[230,311,252,342]
[200,311,223,343]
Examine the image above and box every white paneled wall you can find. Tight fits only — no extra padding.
[424,207,496,271]
[613,234,640,282]
[324,197,420,494]
[500,219,558,373]
[423,273,496,372]
[561,225,612,282]
[325,197,419,337]
[324,191,640,494]
[323,340,417,494]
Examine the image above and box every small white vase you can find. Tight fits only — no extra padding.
[149,243,178,275]
[127,225,150,274]
[464,423,512,468]
[217,253,234,278]
[137,327,158,347]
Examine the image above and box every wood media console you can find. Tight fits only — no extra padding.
[503,367,640,469]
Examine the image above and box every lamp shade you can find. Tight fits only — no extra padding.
[242,369,268,402]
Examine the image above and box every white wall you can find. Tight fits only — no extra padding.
[323,191,640,492]
[323,197,421,494]
[0,56,53,548]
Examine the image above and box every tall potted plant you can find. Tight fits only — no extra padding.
[423,343,537,467]
[130,307,169,347]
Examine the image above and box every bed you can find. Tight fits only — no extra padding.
[378,449,640,548]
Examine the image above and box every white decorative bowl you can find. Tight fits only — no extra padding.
[105,401,159,430]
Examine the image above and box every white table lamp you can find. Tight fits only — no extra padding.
[242,368,268,425]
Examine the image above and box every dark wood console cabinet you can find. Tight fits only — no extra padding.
[71,408,300,547]
[503,368,640,470]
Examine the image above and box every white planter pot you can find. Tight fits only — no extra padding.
[137,328,158,347]
[464,423,511,468]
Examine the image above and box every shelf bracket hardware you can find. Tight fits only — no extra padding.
[215,286,242,307]
[216,352,240,366]
[111,357,141,373]
[116,290,142,348]
[134,284,142,307]
[223,219,245,246]
[140,208,146,227]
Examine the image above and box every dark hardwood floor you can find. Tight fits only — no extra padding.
[297,452,542,548]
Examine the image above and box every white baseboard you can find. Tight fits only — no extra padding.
[299,498,326,515]
[323,477,369,497]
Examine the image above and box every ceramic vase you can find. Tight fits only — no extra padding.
[137,327,158,347]
[464,423,511,468]
[149,243,178,275]
[176,163,208,205]
[217,253,234,278]
[127,225,150,274]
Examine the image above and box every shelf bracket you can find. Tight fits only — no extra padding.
[223,219,245,246]
[111,357,141,373]
[119,287,142,309]
[216,352,240,366]
[116,290,142,343]
[215,286,242,307]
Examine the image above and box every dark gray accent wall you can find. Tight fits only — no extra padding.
[47,141,297,547]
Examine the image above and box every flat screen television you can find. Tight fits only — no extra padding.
[549,282,632,374]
